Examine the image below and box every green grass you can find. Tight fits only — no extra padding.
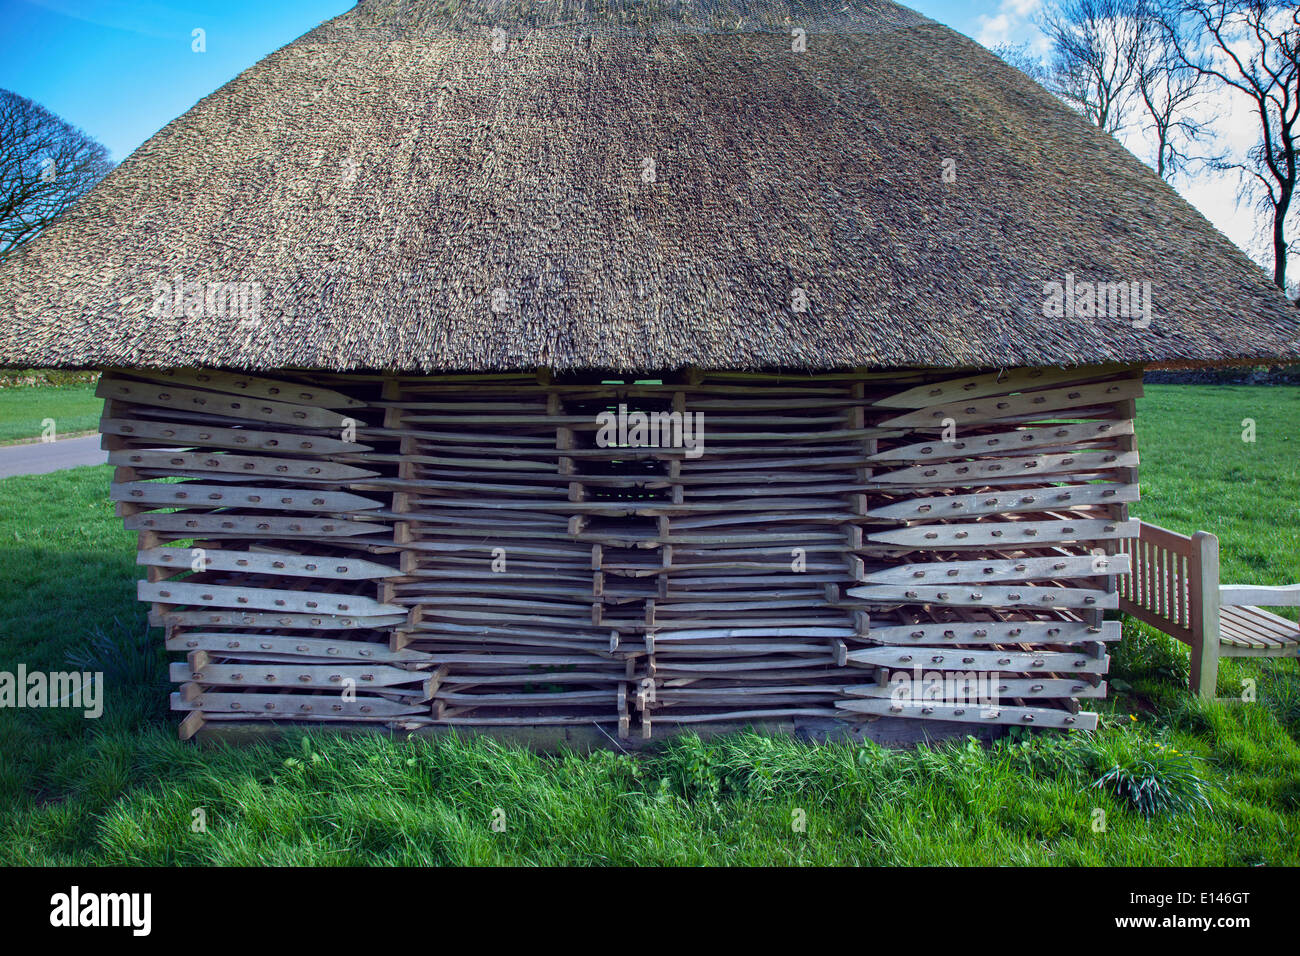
[0,382,103,444]
[0,385,1296,865]
[1129,385,1300,596]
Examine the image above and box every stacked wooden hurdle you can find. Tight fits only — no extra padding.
[841,367,1138,729]
[99,363,1140,739]
[99,370,415,738]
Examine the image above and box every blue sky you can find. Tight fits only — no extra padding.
[0,0,355,160]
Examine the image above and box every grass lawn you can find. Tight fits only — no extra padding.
[0,384,1296,865]
[0,382,103,444]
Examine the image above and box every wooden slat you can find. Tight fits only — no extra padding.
[847,584,1116,609]
[645,708,841,724]
[1216,615,1272,649]
[126,513,385,538]
[138,547,398,580]
[877,378,1143,428]
[171,691,422,718]
[873,365,1132,409]
[866,620,1119,645]
[836,697,1098,729]
[156,610,407,629]
[111,482,382,512]
[847,646,1109,673]
[139,580,403,616]
[846,678,1107,698]
[118,368,368,409]
[868,519,1137,548]
[867,483,1137,520]
[1221,606,1299,643]
[171,662,420,689]
[166,632,432,662]
[99,417,369,454]
[872,451,1138,486]
[861,553,1129,585]
[108,449,378,481]
[98,377,354,429]
[869,419,1135,463]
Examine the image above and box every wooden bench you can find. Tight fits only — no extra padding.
[1118,522,1300,697]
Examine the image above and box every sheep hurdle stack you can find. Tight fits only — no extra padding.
[97,363,1138,740]
[840,366,1138,729]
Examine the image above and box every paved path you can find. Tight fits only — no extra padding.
[0,435,107,478]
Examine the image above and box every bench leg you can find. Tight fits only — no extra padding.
[1189,531,1221,699]
[1189,632,1219,699]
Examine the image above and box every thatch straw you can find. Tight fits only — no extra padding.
[1,0,1296,372]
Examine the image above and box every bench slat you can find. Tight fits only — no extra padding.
[1219,606,1299,649]
[1222,606,1299,643]
[1218,616,1272,648]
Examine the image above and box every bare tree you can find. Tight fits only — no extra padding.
[1039,0,1145,134]
[1134,0,1211,178]
[1164,1,1299,290]
[992,42,1054,86]
[0,89,114,264]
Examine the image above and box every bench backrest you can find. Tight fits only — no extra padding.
[1118,521,1218,646]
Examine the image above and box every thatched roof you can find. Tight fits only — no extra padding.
[1,0,1296,372]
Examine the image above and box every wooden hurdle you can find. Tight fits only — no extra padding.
[96,363,1146,739]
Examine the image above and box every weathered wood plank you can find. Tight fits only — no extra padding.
[138,547,398,580]
[863,620,1118,645]
[98,377,354,429]
[125,513,386,538]
[868,519,1137,548]
[1219,584,1300,608]
[847,646,1109,673]
[877,378,1143,428]
[116,368,368,409]
[866,483,1138,520]
[139,580,403,616]
[166,632,430,662]
[868,420,1135,463]
[112,482,382,512]
[171,662,420,689]
[836,697,1098,729]
[108,449,378,481]
[156,610,407,629]
[860,554,1130,585]
[99,417,369,454]
[170,691,422,717]
[846,678,1107,699]
[873,365,1131,409]
[847,584,1117,609]
[872,451,1138,486]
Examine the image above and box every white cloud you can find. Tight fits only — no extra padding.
[977,0,1044,47]
[977,13,1014,46]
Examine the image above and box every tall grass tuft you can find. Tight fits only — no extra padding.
[65,618,168,725]
[1092,741,1216,816]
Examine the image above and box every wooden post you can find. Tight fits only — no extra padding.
[1189,531,1221,698]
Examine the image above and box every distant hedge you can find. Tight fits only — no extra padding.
[0,369,100,388]
[1144,365,1300,386]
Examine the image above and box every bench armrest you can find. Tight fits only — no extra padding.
[1219,584,1300,608]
